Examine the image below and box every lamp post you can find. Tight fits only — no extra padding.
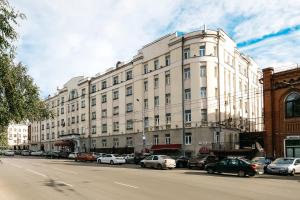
[136,98,146,152]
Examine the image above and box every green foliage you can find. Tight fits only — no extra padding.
[0,0,52,129]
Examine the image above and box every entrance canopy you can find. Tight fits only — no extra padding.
[151,144,181,151]
[54,140,74,147]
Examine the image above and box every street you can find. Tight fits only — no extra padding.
[1,157,300,200]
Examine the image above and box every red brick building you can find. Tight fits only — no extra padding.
[262,66,300,158]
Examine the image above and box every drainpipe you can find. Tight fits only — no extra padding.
[88,78,91,152]
[181,36,186,157]
[217,30,221,146]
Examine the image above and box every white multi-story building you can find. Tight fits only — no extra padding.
[7,124,29,148]
[30,29,263,156]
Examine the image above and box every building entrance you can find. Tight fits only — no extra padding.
[285,137,300,157]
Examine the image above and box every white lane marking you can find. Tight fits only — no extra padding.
[56,181,73,187]
[51,167,78,175]
[114,181,139,189]
[25,169,47,178]
[9,163,23,169]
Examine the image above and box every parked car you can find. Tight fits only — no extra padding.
[251,157,271,174]
[68,152,78,159]
[140,155,176,169]
[75,152,97,162]
[4,150,15,156]
[14,150,22,155]
[188,155,217,169]
[97,154,126,165]
[175,156,189,168]
[267,157,300,176]
[122,154,135,164]
[134,153,152,165]
[45,151,60,159]
[205,157,258,177]
[58,151,70,158]
[21,150,31,156]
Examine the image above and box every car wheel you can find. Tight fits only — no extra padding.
[157,164,163,170]
[110,160,114,165]
[98,159,101,164]
[140,163,145,168]
[178,162,183,168]
[207,168,214,174]
[238,170,246,177]
[248,172,256,177]
[290,169,295,176]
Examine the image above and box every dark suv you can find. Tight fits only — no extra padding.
[188,155,217,169]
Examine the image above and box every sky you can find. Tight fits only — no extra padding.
[10,0,300,97]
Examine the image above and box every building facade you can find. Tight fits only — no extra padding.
[7,124,29,149]
[263,66,300,158]
[30,29,262,156]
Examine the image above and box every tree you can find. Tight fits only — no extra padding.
[0,0,52,144]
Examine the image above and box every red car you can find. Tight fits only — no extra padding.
[75,152,97,162]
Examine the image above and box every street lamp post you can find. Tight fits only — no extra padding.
[136,99,146,152]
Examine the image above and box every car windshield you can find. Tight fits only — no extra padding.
[273,158,294,164]
[160,155,171,159]
[251,157,265,163]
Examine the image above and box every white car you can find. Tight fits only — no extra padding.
[30,151,44,156]
[267,157,300,176]
[4,150,15,156]
[68,152,78,159]
[21,150,31,156]
[97,154,126,165]
[140,155,176,169]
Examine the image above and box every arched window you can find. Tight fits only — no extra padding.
[285,92,300,118]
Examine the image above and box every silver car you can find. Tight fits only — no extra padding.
[267,157,300,176]
[4,150,15,156]
[140,155,176,169]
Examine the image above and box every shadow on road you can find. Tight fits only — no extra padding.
[44,179,75,193]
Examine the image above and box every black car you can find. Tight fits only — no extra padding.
[205,157,258,177]
[188,155,217,169]
[175,156,189,168]
[45,151,60,159]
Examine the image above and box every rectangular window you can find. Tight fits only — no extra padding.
[214,66,218,78]
[165,93,171,105]
[154,59,159,70]
[155,115,159,126]
[154,96,159,107]
[185,133,192,145]
[165,134,171,144]
[200,65,206,77]
[200,87,206,97]
[113,90,119,100]
[91,97,96,106]
[165,71,170,85]
[113,138,119,147]
[61,107,64,114]
[144,117,149,128]
[144,80,148,91]
[183,48,190,59]
[113,122,119,131]
[81,100,85,108]
[113,106,119,116]
[113,76,119,85]
[81,127,85,134]
[144,64,148,74]
[101,109,107,118]
[81,113,85,121]
[166,113,171,124]
[185,89,191,100]
[91,85,96,93]
[76,115,79,123]
[199,45,205,57]
[101,80,107,89]
[102,94,107,103]
[92,126,96,134]
[126,120,133,130]
[102,124,107,133]
[126,103,133,113]
[126,137,133,147]
[215,88,218,99]
[126,70,133,80]
[102,139,107,147]
[126,86,133,96]
[201,109,207,122]
[185,110,191,122]
[184,68,191,79]
[165,55,170,66]
[154,76,159,89]
[92,112,96,120]
[153,135,159,145]
[144,99,148,109]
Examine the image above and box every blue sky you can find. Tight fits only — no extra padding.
[11,0,300,97]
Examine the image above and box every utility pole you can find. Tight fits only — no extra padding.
[136,98,146,153]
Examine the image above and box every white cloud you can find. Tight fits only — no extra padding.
[10,0,300,96]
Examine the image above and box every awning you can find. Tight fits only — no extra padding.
[199,147,210,154]
[54,140,74,146]
[151,144,181,151]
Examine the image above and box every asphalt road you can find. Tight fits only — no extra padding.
[0,156,300,200]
